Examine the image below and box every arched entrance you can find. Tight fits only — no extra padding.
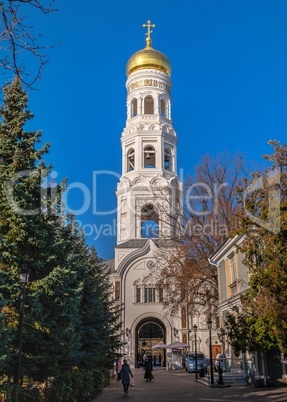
[135,317,166,368]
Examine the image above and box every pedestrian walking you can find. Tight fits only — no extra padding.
[116,356,122,381]
[121,359,133,395]
[143,353,147,370]
[144,355,154,382]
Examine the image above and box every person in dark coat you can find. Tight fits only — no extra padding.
[121,359,133,394]
[142,353,147,370]
[144,355,154,382]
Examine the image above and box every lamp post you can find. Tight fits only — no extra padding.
[193,324,198,380]
[14,264,30,385]
[207,318,214,386]
[217,327,225,385]
[217,327,226,357]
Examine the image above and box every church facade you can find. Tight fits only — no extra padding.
[107,21,214,368]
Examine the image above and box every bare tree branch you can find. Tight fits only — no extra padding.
[150,153,249,324]
[0,0,57,87]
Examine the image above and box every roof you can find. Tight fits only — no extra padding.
[209,234,245,265]
[116,239,148,249]
[126,38,171,77]
[115,238,182,249]
[103,258,115,273]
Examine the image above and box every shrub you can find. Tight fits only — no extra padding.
[2,382,42,402]
[44,368,109,402]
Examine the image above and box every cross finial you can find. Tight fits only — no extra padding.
[142,20,155,47]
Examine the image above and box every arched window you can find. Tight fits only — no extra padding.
[131,98,137,117]
[127,148,135,171]
[141,204,159,238]
[160,99,166,117]
[144,96,154,114]
[144,146,155,168]
[164,148,172,171]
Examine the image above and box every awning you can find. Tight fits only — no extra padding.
[166,341,189,349]
[152,341,167,349]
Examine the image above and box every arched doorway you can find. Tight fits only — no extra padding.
[135,317,166,368]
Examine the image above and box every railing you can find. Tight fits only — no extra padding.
[129,114,172,124]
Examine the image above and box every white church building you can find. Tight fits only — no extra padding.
[106,21,216,369]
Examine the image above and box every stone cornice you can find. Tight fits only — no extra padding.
[116,240,151,276]
[127,69,171,88]
[209,234,245,266]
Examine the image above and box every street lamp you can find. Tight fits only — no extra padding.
[193,324,198,380]
[207,318,214,386]
[217,327,225,385]
[14,264,30,385]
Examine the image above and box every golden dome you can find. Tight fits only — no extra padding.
[126,37,171,77]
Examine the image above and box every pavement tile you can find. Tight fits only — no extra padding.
[90,367,287,402]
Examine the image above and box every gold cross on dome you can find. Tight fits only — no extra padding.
[142,20,156,40]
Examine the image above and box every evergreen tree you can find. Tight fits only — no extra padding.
[0,77,53,380]
[61,216,122,372]
[0,78,122,397]
[25,261,81,380]
[0,273,15,373]
[77,245,122,371]
[0,78,80,383]
[0,76,51,270]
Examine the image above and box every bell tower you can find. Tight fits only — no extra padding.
[109,22,185,368]
[116,21,181,244]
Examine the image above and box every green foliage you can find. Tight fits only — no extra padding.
[43,367,110,402]
[92,367,110,397]
[80,249,122,367]
[224,307,274,356]
[24,265,82,381]
[0,77,52,380]
[234,140,287,353]
[2,382,42,402]
[0,77,50,264]
[0,78,121,397]
[0,272,16,375]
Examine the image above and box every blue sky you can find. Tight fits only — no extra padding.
[4,0,287,259]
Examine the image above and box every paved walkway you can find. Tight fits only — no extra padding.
[91,367,287,402]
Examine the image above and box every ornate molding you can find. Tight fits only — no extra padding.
[146,260,155,269]
[128,78,170,94]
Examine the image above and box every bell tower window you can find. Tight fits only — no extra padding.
[144,146,155,168]
[131,98,137,117]
[144,96,154,114]
[160,99,166,117]
[164,148,172,171]
[141,204,159,238]
[127,148,135,171]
